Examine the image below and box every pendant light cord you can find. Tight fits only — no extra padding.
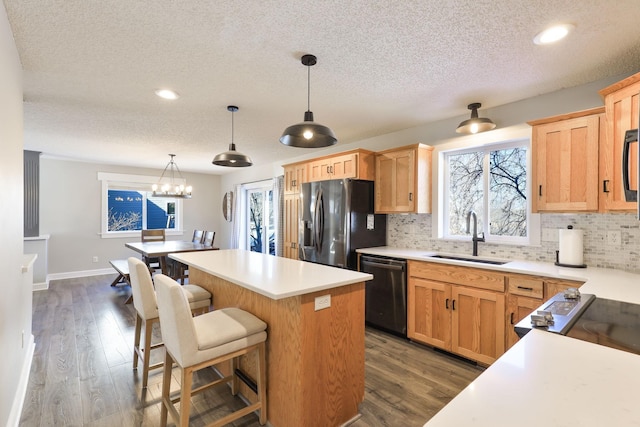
[231,108,234,143]
[307,64,311,112]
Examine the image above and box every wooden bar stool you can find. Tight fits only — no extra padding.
[154,274,268,427]
[127,257,212,389]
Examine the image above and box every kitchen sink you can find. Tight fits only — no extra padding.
[426,254,509,265]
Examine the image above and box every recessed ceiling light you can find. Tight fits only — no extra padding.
[154,88,180,100]
[533,23,575,45]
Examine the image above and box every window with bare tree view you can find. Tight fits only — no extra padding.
[445,141,528,241]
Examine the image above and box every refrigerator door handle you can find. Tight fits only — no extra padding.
[314,188,324,252]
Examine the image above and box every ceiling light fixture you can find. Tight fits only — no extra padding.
[533,23,575,45]
[456,103,496,135]
[155,88,180,100]
[212,105,253,167]
[280,54,337,148]
[152,154,192,198]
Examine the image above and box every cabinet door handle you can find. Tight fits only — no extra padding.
[409,192,413,201]
[445,298,449,309]
[517,286,533,291]
[539,185,542,197]
[452,300,456,311]
[510,312,515,325]
[326,166,330,174]
[603,180,610,193]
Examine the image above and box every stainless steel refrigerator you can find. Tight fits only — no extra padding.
[299,179,386,270]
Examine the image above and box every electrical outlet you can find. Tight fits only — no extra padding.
[314,294,331,311]
[606,230,621,247]
[92,256,99,263]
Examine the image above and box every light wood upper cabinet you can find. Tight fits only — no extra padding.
[529,108,603,212]
[375,143,433,213]
[307,149,375,182]
[599,72,640,211]
[284,162,307,195]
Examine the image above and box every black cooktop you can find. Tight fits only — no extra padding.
[566,298,640,356]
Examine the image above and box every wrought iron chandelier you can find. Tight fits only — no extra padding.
[152,154,192,198]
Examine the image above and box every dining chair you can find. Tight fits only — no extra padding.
[155,274,267,427]
[191,229,204,243]
[141,229,165,271]
[202,230,216,247]
[169,229,204,283]
[127,257,212,389]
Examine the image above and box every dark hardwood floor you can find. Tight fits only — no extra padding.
[20,274,483,426]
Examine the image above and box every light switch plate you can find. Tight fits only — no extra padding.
[366,214,374,230]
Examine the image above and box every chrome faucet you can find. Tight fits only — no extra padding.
[466,210,485,257]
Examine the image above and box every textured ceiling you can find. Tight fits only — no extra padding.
[4,0,640,174]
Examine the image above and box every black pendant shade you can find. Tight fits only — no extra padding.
[213,106,253,167]
[456,102,496,135]
[280,54,337,148]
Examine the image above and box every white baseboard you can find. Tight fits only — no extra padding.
[32,281,48,291]
[7,334,35,427]
[46,267,115,282]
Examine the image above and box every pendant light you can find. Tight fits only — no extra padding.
[280,54,337,148]
[212,105,253,167]
[152,154,192,198]
[456,103,496,134]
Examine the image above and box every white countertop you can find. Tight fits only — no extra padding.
[170,249,373,300]
[357,246,640,304]
[424,329,640,427]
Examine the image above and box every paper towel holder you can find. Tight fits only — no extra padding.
[555,225,587,268]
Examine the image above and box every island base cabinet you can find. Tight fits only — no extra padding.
[191,267,365,427]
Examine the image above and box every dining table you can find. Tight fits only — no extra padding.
[125,240,218,277]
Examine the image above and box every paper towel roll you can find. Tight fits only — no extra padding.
[558,227,584,266]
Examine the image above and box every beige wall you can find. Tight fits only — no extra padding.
[0,4,30,426]
[39,158,221,275]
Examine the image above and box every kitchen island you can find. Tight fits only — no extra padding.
[169,249,373,427]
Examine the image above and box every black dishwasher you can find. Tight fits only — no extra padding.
[360,255,407,337]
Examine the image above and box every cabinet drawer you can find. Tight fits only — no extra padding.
[507,275,544,299]
[408,261,505,292]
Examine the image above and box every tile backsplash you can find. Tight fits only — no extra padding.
[387,213,640,274]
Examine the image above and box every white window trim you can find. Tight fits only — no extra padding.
[97,172,185,239]
[435,137,540,247]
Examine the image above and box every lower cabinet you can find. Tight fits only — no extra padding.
[506,294,541,349]
[408,261,506,365]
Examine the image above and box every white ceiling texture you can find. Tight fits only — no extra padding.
[4,0,640,174]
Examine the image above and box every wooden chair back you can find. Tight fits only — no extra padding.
[202,231,215,247]
[192,229,204,243]
[141,229,165,242]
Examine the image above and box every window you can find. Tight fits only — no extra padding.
[98,172,184,238]
[245,182,275,255]
[442,140,529,243]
